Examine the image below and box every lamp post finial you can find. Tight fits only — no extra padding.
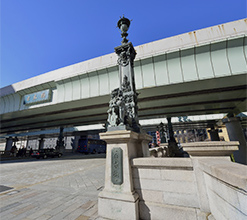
[117,16,131,44]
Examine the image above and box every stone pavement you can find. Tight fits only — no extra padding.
[0,154,106,220]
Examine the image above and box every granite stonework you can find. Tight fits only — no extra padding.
[132,158,201,219]
[181,141,239,156]
[194,157,247,220]
[98,138,246,219]
[156,141,239,157]
[98,130,152,220]
[132,145,247,220]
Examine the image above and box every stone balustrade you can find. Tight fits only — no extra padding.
[131,157,201,219]
[192,157,247,220]
[149,141,239,157]
[131,155,247,220]
[149,145,168,157]
[181,141,239,156]
[98,130,246,220]
[132,141,246,220]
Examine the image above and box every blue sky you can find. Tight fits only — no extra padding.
[1,0,246,88]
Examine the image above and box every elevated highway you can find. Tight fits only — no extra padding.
[1,19,247,136]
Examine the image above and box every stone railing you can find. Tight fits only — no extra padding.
[131,156,247,219]
[132,157,200,219]
[149,141,239,157]
[192,157,247,220]
[149,145,168,157]
[181,141,239,156]
[98,130,246,220]
[131,141,247,220]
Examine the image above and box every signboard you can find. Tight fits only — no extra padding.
[23,89,51,105]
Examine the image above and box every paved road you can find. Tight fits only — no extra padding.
[0,154,106,220]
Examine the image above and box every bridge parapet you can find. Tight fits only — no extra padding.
[130,143,246,220]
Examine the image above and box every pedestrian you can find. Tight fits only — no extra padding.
[23,146,27,157]
[29,148,33,157]
[17,148,22,157]
[10,146,15,156]
[13,145,17,157]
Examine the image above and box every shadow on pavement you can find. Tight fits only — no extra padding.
[0,152,106,164]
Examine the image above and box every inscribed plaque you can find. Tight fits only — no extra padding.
[111,147,123,185]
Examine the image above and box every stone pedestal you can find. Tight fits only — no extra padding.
[98,130,152,220]
[223,117,247,164]
[72,136,80,152]
[38,138,44,150]
[208,129,220,141]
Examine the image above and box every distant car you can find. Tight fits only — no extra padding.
[31,149,62,159]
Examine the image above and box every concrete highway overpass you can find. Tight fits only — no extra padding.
[1,19,247,136]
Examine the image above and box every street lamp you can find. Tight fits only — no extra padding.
[117,16,131,44]
[167,117,189,157]
[106,16,140,133]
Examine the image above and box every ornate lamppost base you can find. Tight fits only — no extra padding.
[98,130,152,220]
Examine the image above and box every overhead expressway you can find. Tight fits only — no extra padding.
[1,19,246,137]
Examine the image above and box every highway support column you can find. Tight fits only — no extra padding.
[5,137,13,151]
[208,128,220,141]
[223,117,247,165]
[38,137,44,150]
